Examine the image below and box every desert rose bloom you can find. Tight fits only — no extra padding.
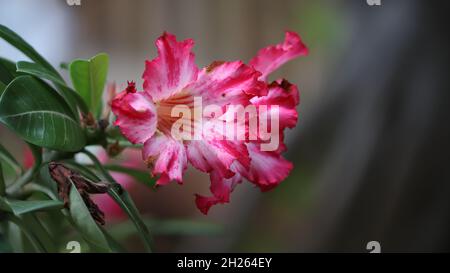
[111,31,307,214]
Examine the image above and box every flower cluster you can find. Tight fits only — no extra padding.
[111,31,308,214]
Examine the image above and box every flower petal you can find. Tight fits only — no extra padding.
[189,61,267,108]
[240,143,293,191]
[195,170,242,215]
[143,134,187,185]
[250,79,300,130]
[111,91,157,144]
[195,195,218,215]
[187,137,249,180]
[143,32,198,101]
[250,31,308,81]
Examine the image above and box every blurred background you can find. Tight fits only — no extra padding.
[1,0,450,252]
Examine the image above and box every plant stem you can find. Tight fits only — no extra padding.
[81,149,154,252]
[5,168,33,196]
[24,183,58,200]
[6,143,42,196]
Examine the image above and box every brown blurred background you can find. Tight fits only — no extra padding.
[1,0,450,252]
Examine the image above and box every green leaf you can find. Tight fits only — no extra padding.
[7,215,46,252]
[70,53,109,116]
[0,25,83,119]
[35,164,116,253]
[56,159,152,253]
[81,149,153,252]
[0,81,5,96]
[0,198,63,215]
[103,164,156,189]
[20,214,57,252]
[16,61,88,119]
[0,24,60,79]
[67,180,111,252]
[37,163,59,195]
[107,188,153,252]
[0,76,86,152]
[101,226,126,252]
[2,220,24,252]
[0,57,19,85]
[63,85,89,115]
[16,61,66,86]
[0,142,23,175]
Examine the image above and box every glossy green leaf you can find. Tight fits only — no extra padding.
[107,188,153,252]
[0,57,19,85]
[52,85,85,122]
[0,24,60,79]
[68,180,111,252]
[16,61,65,86]
[16,61,88,119]
[0,81,5,96]
[0,76,86,152]
[0,25,82,119]
[61,85,89,115]
[21,214,57,252]
[0,198,63,215]
[70,53,109,116]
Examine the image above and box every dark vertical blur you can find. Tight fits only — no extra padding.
[289,0,450,252]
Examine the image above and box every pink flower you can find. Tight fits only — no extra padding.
[111,31,308,214]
